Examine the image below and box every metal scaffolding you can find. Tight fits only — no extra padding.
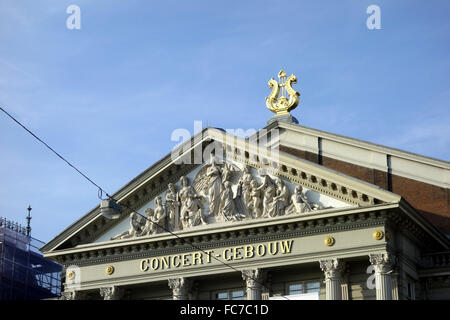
[0,217,61,300]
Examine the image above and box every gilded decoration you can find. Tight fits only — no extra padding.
[373,230,384,240]
[324,236,335,247]
[105,265,115,275]
[266,70,300,116]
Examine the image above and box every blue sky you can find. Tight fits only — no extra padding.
[0,0,449,243]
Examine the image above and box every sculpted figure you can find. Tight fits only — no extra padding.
[271,178,291,217]
[248,180,262,218]
[110,212,143,240]
[257,171,276,217]
[221,162,235,183]
[206,157,223,216]
[237,166,254,215]
[219,181,244,222]
[152,196,167,234]
[140,208,156,235]
[165,183,180,231]
[286,185,329,214]
[179,175,207,229]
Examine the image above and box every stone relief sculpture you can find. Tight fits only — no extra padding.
[271,178,291,217]
[110,159,333,240]
[205,157,223,216]
[179,175,207,229]
[286,185,329,214]
[218,181,245,222]
[192,157,243,216]
[237,166,254,217]
[286,185,313,214]
[140,208,155,235]
[152,196,167,234]
[257,170,277,218]
[110,212,144,240]
[248,180,262,219]
[165,183,180,232]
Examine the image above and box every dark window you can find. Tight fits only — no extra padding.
[288,281,320,295]
[215,289,245,300]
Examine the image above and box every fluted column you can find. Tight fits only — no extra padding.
[369,253,394,300]
[242,268,263,300]
[99,286,124,300]
[168,277,189,300]
[320,259,344,300]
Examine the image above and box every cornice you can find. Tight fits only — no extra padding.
[267,121,450,170]
[397,199,450,250]
[46,204,396,267]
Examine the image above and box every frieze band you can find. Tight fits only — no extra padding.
[139,239,294,272]
[111,157,330,240]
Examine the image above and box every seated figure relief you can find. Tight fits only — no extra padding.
[140,208,155,235]
[110,160,332,240]
[286,185,330,215]
[179,175,207,229]
[271,178,291,217]
[257,171,276,218]
[110,212,145,240]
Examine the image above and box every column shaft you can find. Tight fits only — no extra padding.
[242,269,263,300]
[375,272,392,300]
[369,253,394,300]
[320,259,343,300]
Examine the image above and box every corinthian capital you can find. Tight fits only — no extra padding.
[369,253,395,274]
[59,290,88,300]
[242,268,263,289]
[320,259,344,280]
[168,277,188,299]
[99,286,124,300]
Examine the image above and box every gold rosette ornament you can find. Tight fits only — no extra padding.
[373,230,384,240]
[324,236,335,247]
[266,70,300,116]
[105,265,115,275]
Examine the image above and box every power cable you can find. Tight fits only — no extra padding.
[0,105,290,300]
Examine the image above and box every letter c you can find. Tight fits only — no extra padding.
[140,259,149,272]
[223,248,232,261]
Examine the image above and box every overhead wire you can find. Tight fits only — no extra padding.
[0,105,290,300]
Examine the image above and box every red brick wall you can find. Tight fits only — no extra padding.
[280,145,450,234]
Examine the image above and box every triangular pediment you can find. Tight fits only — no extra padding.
[41,128,401,253]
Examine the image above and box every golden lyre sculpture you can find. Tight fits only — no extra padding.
[266,70,300,116]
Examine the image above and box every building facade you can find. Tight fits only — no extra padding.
[0,217,62,300]
[40,71,450,300]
